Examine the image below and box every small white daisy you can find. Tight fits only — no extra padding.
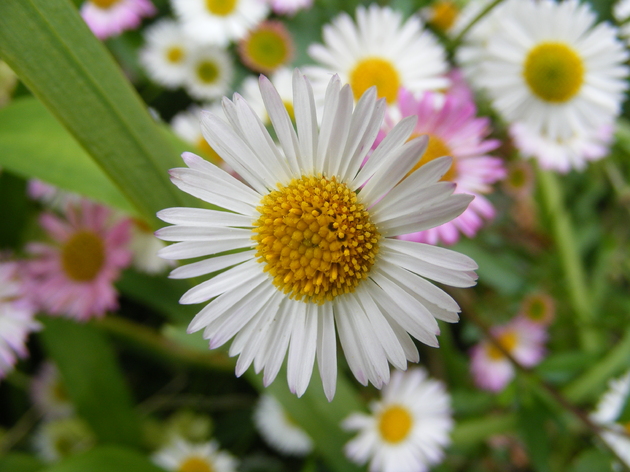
[156,70,477,400]
[183,47,234,101]
[129,219,174,274]
[342,368,453,472]
[467,0,628,140]
[30,362,74,420]
[33,417,96,463]
[140,19,191,89]
[239,68,294,125]
[253,394,314,456]
[591,370,630,469]
[304,5,449,107]
[614,0,630,45]
[171,0,269,47]
[152,438,238,472]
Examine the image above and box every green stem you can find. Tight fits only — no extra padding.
[450,0,505,48]
[536,167,600,352]
[451,413,516,445]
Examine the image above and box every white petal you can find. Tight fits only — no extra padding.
[169,250,255,279]
[287,302,318,397]
[158,238,253,260]
[262,299,295,386]
[315,76,341,172]
[371,181,455,222]
[316,303,337,401]
[155,225,251,242]
[157,207,253,227]
[292,69,318,173]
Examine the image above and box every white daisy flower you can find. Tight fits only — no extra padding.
[171,0,269,47]
[591,370,630,469]
[152,438,238,472]
[156,70,477,400]
[33,417,96,463]
[253,394,314,456]
[614,0,630,44]
[30,362,75,420]
[183,47,234,101]
[239,68,294,125]
[468,0,628,140]
[304,5,449,107]
[139,19,191,89]
[129,219,174,275]
[342,368,453,472]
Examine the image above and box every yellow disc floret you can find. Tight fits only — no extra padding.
[349,57,401,104]
[523,42,584,103]
[428,1,459,32]
[166,46,185,64]
[487,330,518,360]
[378,405,413,443]
[244,28,291,72]
[61,231,105,282]
[407,134,456,181]
[253,175,380,304]
[196,61,219,84]
[178,456,214,472]
[92,0,120,9]
[204,0,237,16]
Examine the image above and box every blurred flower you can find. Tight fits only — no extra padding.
[463,0,628,142]
[590,370,630,469]
[238,68,294,125]
[129,218,174,275]
[139,19,192,89]
[519,292,555,327]
[305,5,449,107]
[268,0,312,16]
[238,21,294,74]
[342,368,453,472]
[253,394,313,456]
[470,317,547,392]
[183,46,233,100]
[156,70,477,400]
[25,201,132,321]
[153,438,238,472]
[510,122,614,173]
[171,0,269,47]
[0,61,17,108]
[81,0,155,40]
[0,260,40,380]
[30,362,74,420]
[614,0,630,45]
[421,0,460,33]
[381,88,504,245]
[33,417,96,463]
[501,160,535,199]
[27,179,81,211]
[163,411,214,445]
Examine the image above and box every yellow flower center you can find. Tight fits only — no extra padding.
[526,298,546,321]
[204,0,237,16]
[349,57,400,104]
[244,28,291,72]
[283,101,295,122]
[178,456,214,472]
[523,42,584,103]
[428,1,459,32]
[253,175,380,304]
[196,137,224,166]
[624,422,630,436]
[91,0,120,9]
[487,330,518,360]
[196,61,219,84]
[166,46,185,64]
[407,134,456,181]
[378,405,413,444]
[61,230,106,282]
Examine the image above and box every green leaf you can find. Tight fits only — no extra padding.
[0,453,43,472]
[516,383,552,472]
[38,317,142,448]
[41,446,164,472]
[0,98,136,215]
[569,449,615,472]
[0,171,32,250]
[0,0,193,227]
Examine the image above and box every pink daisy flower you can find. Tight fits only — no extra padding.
[470,317,547,392]
[81,0,156,40]
[380,87,505,245]
[0,260,41,380]
[268,0,313,16]
[25,201,132,321]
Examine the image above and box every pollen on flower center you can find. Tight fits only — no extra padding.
[408,134,456,181]
[166,46,185,64]
[252,175,380,304]
[378,405,413,443]
[178,456,214,472]
[204,0,237,16]
[523,42,584,103]
[487,330,518,360]
[349,57,400,104]
[196,61,219,84]
[91,0,120,9]
[61,230,105,282]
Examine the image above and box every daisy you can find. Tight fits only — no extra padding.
[0,260,40,380]
[239,68,294,125]
[238,21,294,74]
[171,0,269,47]
[468,0,628,141]
[501,160,535,199]
[342,368,453,472]
[139,19,192,89]
[30,362,75,419]
[614,0,630,45]
[304,5,449,107]
[470,317,547,392]
[268,0,312,16]
[183,47,234,101]
[152,438,238,472]
[510,121,614,173]
[518,292,555,327]
[25,200,132,321]
[421,0,460,34]
[384,88,504,246]
[27,179,82,211]
[33,417,96,463]
[156,70,477,400]
[80,0,156,40]
[253,394,314,456]
[129,218,174,275]
[591,370,630,468]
